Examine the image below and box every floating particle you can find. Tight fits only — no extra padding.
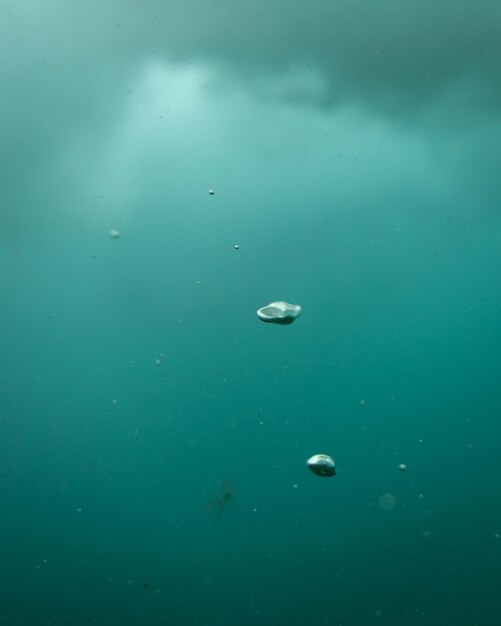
[307,454,336,477]
[208,189,215,195]
[257,301,302,325]
[109,229,121,239]
[234,244,240,250]
[398,463,407,472]
[154,353,165,366]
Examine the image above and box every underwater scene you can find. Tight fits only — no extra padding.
[1,2,501,625]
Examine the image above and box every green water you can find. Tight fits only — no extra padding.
[1,2,501,625]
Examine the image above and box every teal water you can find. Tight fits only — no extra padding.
[1,2,501,625]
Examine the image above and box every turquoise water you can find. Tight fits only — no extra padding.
[1,2,501,625]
